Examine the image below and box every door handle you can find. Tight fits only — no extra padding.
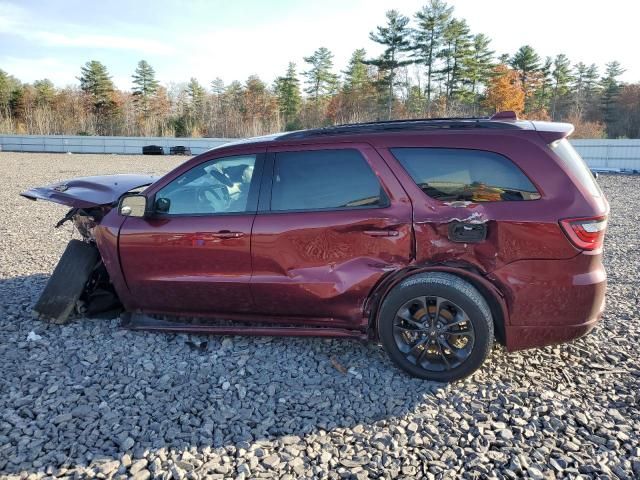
[363,230,399,237]
[210,230,244,239]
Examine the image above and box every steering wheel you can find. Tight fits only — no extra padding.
[195,184,230,212]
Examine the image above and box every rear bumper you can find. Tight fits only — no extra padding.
[490,252,606,351]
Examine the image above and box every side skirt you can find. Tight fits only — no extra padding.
[121,312,368,340]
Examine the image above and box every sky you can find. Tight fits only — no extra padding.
[0,0,636,90]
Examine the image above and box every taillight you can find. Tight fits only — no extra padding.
[560,216,607,251]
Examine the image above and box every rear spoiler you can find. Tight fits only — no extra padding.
[531,121,574,143]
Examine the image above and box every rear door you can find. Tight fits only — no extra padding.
[118,150,264,315]
[250,143,413,328]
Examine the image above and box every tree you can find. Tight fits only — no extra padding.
[78,60,114,112]
[551,54,572,120]
[531,57,552,115]
[367,10,412,119]
[274,63,302,130]
[412,0,453,114]
[510,45,540,108]
[303,47,338,102]
[437,18,472,104]
[463,33,494,111]
[132,60,159,115]
[600,61,625,134]
[483,64,525,115]
[33,79,55,106]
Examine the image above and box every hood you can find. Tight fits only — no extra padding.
[20,174,157,208]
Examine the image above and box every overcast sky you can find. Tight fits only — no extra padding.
[0,0,636,90]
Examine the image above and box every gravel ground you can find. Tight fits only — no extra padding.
[0,152,638,480]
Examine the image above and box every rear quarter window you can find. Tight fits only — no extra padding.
[549,139,601,197]
[390,147,540,202]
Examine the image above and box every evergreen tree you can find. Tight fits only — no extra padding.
[412,0,453,114]
[463,33,494,110]
[343,49,372,92]
[33,79,55,106]
[510,45,541,109]
[367,10,412,119]
[600,61,625,134]
[532,57,553,114]
[437,18,472,103]
[132,60,159,115]
[186,77,206,109]
[274,62,302,130]
[211,77,225,95]
[551,54,572,119]
[78,60,115,112]
[302,47,338,102]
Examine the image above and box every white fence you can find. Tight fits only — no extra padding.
[1,134,639,170]
[0,134,231,155]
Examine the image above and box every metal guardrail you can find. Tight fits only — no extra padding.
[1,135,639,170]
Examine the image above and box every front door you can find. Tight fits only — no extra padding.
[119,152,263,315]
[250,144,413,328]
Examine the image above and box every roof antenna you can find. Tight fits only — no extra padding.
[490,111,518,121]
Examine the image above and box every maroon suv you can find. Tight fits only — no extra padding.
[22,112,608,381]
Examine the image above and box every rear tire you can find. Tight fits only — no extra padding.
[378,272,494,382]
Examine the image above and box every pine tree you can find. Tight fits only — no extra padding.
[437,18,472,104]
[343,49,372,92]
[600,61,625,135]
[532,57,553,114]
[509,45,541,109]
[132,60,159,115]
[302,47,338,102]
[274,63,302,130]
[463,33,494,110]
[211,78,225,95]
[186,77,206,109]
[551,54,572,120]
[33,79,55,106]
[412,0,453,114]
[367,10,412,119]
[78,60,115,112]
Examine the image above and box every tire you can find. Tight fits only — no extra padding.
[34,239,100,324]
[378,272,494,382]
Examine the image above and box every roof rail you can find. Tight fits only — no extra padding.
[279,112,524,140]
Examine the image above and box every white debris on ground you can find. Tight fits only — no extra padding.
[0,152,638,479]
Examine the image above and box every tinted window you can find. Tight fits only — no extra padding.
[156,155,256,214]
[550,139,601,197]
[391,148,540,202]
[271,149,386,211]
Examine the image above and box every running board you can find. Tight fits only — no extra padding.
[120,312,368,340]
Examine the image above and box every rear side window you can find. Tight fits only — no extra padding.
[390,148,540,202]
[271,149,387,211]
[549,139,601,197]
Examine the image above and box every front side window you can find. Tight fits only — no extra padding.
[390,148,540,202]
[271,149,387,211]
[156,155,256,214]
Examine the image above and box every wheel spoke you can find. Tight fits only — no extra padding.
[433,296,445,322]
[435,339,451,370]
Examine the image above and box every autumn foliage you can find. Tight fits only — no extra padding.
[483,65,525,116]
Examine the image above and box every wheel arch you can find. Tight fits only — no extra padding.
[366,264,509,345]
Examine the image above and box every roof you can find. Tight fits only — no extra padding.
[211,112,573,151]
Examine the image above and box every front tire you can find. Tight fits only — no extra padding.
[378,272,494,382]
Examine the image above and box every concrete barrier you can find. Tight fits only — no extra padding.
[1,134,639,170]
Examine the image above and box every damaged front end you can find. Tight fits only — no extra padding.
[34,207,123,323]
[23,174,156,324]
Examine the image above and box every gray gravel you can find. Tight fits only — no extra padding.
[1,152,639,479]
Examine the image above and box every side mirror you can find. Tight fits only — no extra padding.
[155,197,171,213]
[118,194,147,217]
